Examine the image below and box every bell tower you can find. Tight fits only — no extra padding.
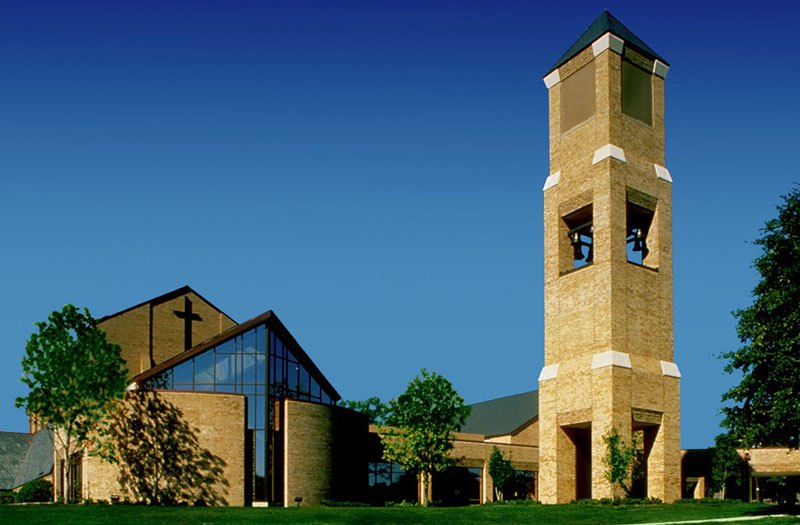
[537,11,681,503]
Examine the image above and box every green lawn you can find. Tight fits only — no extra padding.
[0,501,797,525]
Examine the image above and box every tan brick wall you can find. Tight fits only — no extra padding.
[99,305,151,377]
[742,448,800,477]
[79,391,246,506]
[99,291,237,379]
[284,400,369,506]
[540,39,680,503]
[150,292,236,365]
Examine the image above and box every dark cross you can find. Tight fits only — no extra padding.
[173,297,202,351]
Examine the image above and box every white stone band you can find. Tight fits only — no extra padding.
[653,60,669,78]
[542,171,561,191]
[660,361,682,378]
[592,144,626,164]
[592,32,624,56]
[654,164,673,183]
[591,351,632,370]
[538,364,559,381]
[543,69,561,89]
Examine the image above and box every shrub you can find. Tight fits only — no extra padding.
[570,497,662,506]
[15,479,53,503]
[320,499,370,507]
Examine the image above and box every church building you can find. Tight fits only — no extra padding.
[60,286,368,506]
[39,11,720,507]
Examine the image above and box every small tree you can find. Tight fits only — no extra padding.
[15,305,128,503]
[710,432,745,499]
[379,369,471,506]
[488,446,515,501]
[603,427,639,499]
[99,389,229,505]
[721,188,800,449]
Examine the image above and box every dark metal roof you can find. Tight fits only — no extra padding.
[0,432,31,490]
[548,10,668,74]
[14,429,53,488]
[461,390,538,437]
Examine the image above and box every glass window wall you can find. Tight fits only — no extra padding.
[144,322,336,503]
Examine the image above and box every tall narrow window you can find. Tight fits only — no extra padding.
[563,205,593,271]
[626,189,656,267]
[560,61,596,132]
[621,53,653,125]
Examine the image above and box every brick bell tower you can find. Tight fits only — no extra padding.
[537,11,681,503]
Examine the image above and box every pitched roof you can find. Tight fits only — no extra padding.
[461,390,538,437]
[14,429,53,488]
[97,285,236,326]
[548,10,668,74]
[0,432,31,490]
[131,310,341,401]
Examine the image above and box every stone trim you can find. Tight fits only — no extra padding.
[633,408,663,425]
[592,32,625,56]
[660,360,682,378]
[538,363,559,381]
[542,171,561,191]
[592,144,626,164]
[653,59,669,78]
[591,350,632,370]
[654,164,673,183]
[543,69,561,89]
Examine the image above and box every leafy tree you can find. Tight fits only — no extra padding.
[488,446,515,501]
[721,187,800,449]
[710,432,745,499]
[603,427,640,499]
[15,305,128,503]
[341,396,388,425]
[99,389,229,505]
[379,369,471,506]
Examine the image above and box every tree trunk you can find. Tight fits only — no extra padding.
[721,469,727,500]
[419,472,429,507]
[64,451,71,503]
[63,432,73,504]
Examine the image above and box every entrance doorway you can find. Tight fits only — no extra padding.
[563,424,592,500]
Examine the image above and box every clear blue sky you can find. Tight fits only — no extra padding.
[1,0,798,449]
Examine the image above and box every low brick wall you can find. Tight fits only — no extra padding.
[80,390,246,506]
[283,400,369,506]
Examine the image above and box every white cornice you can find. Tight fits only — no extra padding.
[591,351,632,370]
[543,69,561,89]
[653,60,669,79]
[542,171,560,191]
[654,164,673,183]
[660,361,682,378]
[538,364,559,382]
[592,32,625,57]
[592,144,626,164]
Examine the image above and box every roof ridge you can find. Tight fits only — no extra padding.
[97,285,237,325]
[548,10,667,74]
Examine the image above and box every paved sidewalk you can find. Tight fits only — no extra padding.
[624,515,791,525]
